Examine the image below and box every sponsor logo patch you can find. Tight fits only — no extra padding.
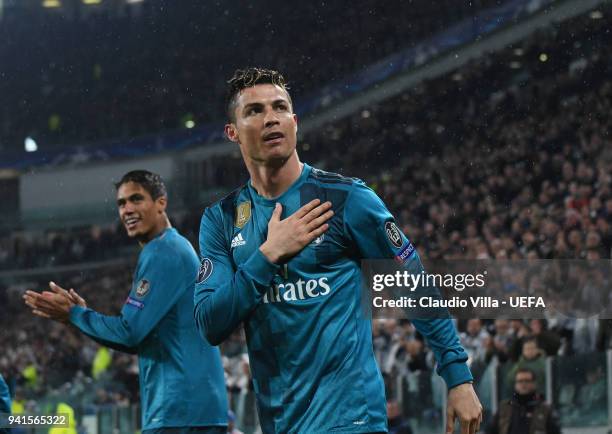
[395,241,416,264]
[231,233,246,248]
[197,258,214,283]
[126,297,145,309]
[135,279,150,298]
[385,221,403,248]
[235,202,251,228]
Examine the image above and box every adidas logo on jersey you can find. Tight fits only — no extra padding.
[231,233,246,248]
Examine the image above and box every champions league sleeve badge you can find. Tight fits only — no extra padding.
[384,221,403,248]
[198,258,214,284]
[135,279,150,298]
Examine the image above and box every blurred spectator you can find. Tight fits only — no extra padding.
[487,368,560,434]
[529,320,560,356]
[460,319,490,367]
[573,364,607,424]
[227,410,244,434]
[485,319,516,364]
[387,401,413,434]
[596,319,612,351]
[507,338,546,395]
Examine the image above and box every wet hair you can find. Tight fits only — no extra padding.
[114,170,167,200]
[225,67,292,122]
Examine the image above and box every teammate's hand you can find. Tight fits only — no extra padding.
[446,382,482,434]
[260,199,333,264]
[23,281,81,323]
[49,281,87,308]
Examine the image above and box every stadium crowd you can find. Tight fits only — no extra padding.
[1,0,504,153]
[1,2,611,432]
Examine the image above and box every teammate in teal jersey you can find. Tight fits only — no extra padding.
[0,374,10,434]
[24,171,228,434]
[194,68,483,434]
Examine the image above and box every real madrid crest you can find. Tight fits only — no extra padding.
[235,201,252,228]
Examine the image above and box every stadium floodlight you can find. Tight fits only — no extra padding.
[24,136,38,153]
[590,10,603,20]
[82,0,102,4]
[539,53,548,62]
[185,120,195,129]
[126,0,144,3]
[42,0,61,7]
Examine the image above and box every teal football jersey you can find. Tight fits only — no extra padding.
[195,164,472,433]
[0,374,10,414]
[69,228,227,431]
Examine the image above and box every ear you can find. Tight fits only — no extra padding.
[293,113,298,133]
[225,123,240,144]
[156,195,167,213]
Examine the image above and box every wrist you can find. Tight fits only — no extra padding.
[259,243,281,264]
[449,381,473,392]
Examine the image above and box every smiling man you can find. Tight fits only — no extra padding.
[193,68,482,434]
[24,170,228,434]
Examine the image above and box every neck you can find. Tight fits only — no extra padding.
[514,391,537,405]
[247,151,303,198]
[139,216,172,246]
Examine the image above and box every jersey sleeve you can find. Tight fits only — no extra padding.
[76,329,138,354]
[0,374,11,415]
[344,181,473,388]
[69,243,190,350]
[194,206,279,346]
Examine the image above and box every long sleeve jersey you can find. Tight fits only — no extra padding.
[195,163,472,433]
[0,374,10,434]
[70,228,227,431]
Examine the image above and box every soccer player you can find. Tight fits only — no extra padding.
[0,373,10,434]
[24,171,228,434]
[194,68,482,434]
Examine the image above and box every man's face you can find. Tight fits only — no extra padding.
[494,319,509,335]
[529,319,542,334]
[116,182,165,241]
[225,84,298,167]
[522,341,539,360]
[467,319,481,336]
[514,372,536,395]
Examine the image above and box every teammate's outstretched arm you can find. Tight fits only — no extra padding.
[194,199,332,345]
[25,283,137,354]
[25,249,188,351]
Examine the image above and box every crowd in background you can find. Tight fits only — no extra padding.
[1,2,612,432]
[0,0,501,153]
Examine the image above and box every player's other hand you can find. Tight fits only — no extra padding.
[446,382,482,434]
[260,199,333,264]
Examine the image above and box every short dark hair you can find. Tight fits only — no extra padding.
[115,170,167,200]
[225,67,292,122]
[515,368,536,381]
[523,336,538,346]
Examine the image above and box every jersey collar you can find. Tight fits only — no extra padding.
[248,163,312,207]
